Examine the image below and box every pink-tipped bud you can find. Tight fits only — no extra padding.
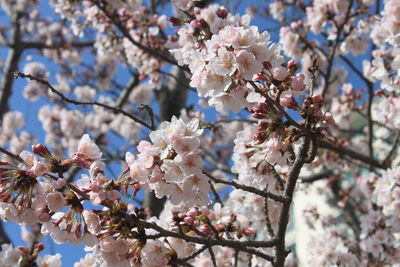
[190,19,207,28]
[187,207,199,217]
[312,95,323,103]
[243,227,257,236]
[18,246,29,255]
[252,113,267,119]
[35,242,45,252]
[288,59,298,72]
[32,144,51,158]
[216,8,228,19]
[280,97,298,109]
[323,113,335,126]
[375,89,384,96]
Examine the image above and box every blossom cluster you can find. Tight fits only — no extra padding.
[126,116,210,207]
[0,118,206,266]
[306,228,359,266]
[169,3,310,113]
[51,0,168,83]
[357,166,400,263]
[0,243,61,267]
[2,0,400,265]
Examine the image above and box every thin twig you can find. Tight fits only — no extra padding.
[204,172,289,203]
[208,247,217,267]
[0,147,25,163]
[382,132,400,167]
[318,139,388,169]
[13,71,155,130]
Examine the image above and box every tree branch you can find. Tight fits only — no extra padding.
[0,12,23,122]
[318,139,387,169]
[274,135,312,266]
[13,71,155,130]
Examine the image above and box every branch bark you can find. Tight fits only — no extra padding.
[0,12,23,122]
[274,135,312,267]
[318,139,387,169]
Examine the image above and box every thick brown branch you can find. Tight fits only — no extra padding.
[137,219,278,249]
[0,12,23,122]
[20,40,95,50]
[274,136,311,266]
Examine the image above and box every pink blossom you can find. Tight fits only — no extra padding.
[291,73,306,91]
[236,50,263,80]
[137,140,152,153]
[46,192,66,211]
[272,66,288,81]
[77,134,102,160]
[209,47,238,76]
[138,152,154,169]
[100,236,116,252]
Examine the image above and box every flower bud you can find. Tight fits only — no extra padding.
[190,19,207,28]
[32,144,51,158]
[312,95,323,103]
[216,8,228,19]
[187,207,199,217]
[243,227,257,236]
[288,59,298,72]
[34,242,45,253]
[18,246,29,255]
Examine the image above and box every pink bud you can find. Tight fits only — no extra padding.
[216,8,228,19]
[187,207,199,217]
[243,227,257,236]
[312,95,323,103]
[190,19,207,28]
[18,246,29,255]
[35,242,45,252]
[32,144,51,158]
[288,60,298,72]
